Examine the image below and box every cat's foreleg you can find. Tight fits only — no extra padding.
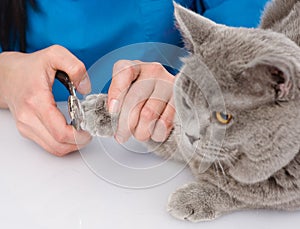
[146,131,185,162]
[81,93,185,161]
[167,181,246,222]
[80,94,115,137]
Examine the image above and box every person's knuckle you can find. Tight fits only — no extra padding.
[15,109,29,127]
[44,45,65,60]
[53,131,70,143]
[123,65,136,79]
[113,60,125,68]
[53,144,73,157]
[160,116,174,130]
[69,61,85,76]
[16,121,27,137]
[113,60,130,71]
[165,121,174,132]
[51,150,63,157]
[48,44,63,54]
[153,62,164,70]
[114,61,137,79]
[149,62,165,75]
[23,95,38,110]
[140,105,159,121]
[15,123,25,137]
[53,149,67,157]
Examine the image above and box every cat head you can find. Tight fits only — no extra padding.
[173,3,300,184]
[260,0,300,47]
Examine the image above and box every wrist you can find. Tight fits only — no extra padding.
[0,52,16,109]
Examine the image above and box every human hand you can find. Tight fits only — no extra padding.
[108,60,175,143]
[0,45,92,156]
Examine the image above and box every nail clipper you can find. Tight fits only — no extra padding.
[55,70,85,130]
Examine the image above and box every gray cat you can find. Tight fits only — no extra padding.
[80,0,300,222]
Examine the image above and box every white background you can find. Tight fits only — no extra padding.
[1,103,300,229]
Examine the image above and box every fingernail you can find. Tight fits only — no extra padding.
[115,133,125,143]
[109,99,120,114]
[77,75,91,94]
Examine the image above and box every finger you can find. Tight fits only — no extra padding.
[34,95,91,145]
[115,79,155,143]
[151,97,175,142]
[17,113,89,156]
[108,60,141,114]
[133,78,174,141]
[133,98,167,142]
[26,125,88,156]
[43,45,91,94]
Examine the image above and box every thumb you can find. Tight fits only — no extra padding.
[44,45,91,94]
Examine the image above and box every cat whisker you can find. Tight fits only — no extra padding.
[198,146,224,161]
[217,159,226,177]
[213,161,221,182]
[223,157,234,168]
[226,152,238,165]
[213,162,227,199]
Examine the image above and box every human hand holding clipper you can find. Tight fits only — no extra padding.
[0,45,92,156]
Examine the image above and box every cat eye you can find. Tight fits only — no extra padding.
[215,112,232,125]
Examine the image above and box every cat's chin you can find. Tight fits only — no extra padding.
[179,143,220,163]
[179,140,238,168]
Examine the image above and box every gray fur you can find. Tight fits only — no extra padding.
[261,0,300,46]
[80,94,115,137]
[81,0,300,222]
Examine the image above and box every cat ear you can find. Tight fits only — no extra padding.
[243,54,298,101]
[229,55,300,184]
[173,2,218,52]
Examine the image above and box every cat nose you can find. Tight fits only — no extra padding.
[185,133,198,144]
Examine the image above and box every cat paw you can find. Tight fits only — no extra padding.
[80,94,115,137]
[167,182,232,222]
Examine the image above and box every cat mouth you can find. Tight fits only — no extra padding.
[185,133,229,163]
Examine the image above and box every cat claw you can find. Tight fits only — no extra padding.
[167,183,219,222]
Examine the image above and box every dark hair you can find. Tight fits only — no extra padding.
[0,0,36,52]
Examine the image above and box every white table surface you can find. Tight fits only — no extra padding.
[1,102,300,229]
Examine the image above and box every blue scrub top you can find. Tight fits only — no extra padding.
[24,0,269,100]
